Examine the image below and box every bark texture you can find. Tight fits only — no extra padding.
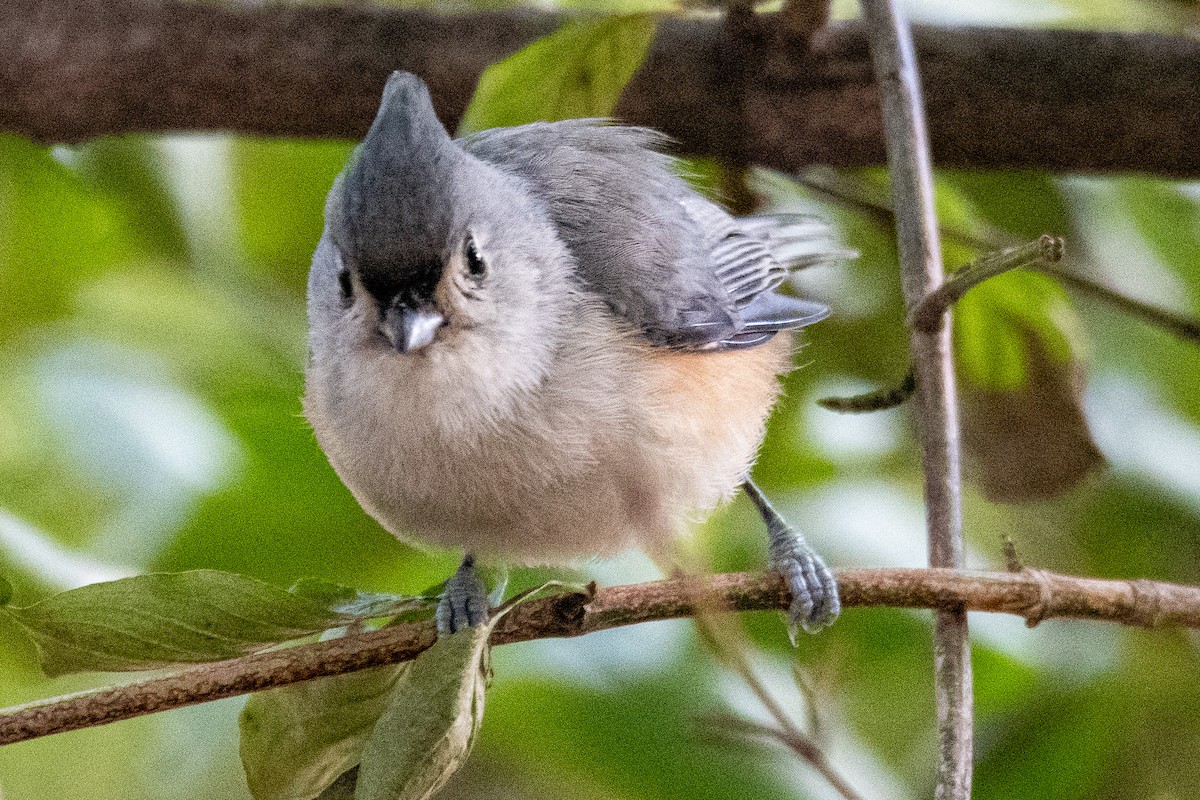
[1,566,1198,747]
[3,1,1200,176]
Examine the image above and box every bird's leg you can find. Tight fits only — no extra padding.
[436,554,490,634]
[743,480,840,641]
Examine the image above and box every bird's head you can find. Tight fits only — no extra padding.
[317,71,570,360]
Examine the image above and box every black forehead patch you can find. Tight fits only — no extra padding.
[358,253,444,306]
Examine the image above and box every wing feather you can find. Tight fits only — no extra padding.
[463,121,844,351]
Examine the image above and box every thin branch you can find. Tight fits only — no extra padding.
[697,617,867,800]
[1042,267,1200,345]
[701,712,867,800]
[909,235,1065,332]
[796,172,1200,346]
[3,2,1200,176]
[2,567,1199,748]
[859,2,972,798]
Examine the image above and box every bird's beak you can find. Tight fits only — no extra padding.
[381,304,444,353]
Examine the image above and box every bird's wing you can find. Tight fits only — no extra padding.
[461,120,835,350]
[675,195,833,349]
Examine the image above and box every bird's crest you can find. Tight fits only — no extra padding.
[335,72,461,299]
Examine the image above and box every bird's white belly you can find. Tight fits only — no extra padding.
[305,332,791,564]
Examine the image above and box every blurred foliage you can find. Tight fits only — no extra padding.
[2,0,1200,798]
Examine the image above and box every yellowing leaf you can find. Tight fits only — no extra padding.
[458,14,660,134]
[955,287,1104,503]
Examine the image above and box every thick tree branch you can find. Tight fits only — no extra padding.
[4,1,1200,176]
[1,567,1198,748]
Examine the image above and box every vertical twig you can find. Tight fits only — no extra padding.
[858,2,973,798]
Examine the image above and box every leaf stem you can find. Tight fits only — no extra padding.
[817,367,916,412]
[859,1,972,797]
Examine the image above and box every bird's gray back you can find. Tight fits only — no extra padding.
[462,121,763,349]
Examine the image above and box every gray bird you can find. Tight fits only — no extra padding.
[304,71,841,637]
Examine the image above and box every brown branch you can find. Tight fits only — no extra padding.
[3,1,1200,176]
[1044,267,1200,346]
[1,567,1199,748]
[792,173,1200,346]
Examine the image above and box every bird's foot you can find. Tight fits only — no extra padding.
[435,555,490,634]
[769,528,840,642]
[743,482,840,643]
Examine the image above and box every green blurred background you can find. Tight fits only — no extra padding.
[2,0,1200,798]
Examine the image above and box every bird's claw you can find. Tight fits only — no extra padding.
[744,480,840,642]
[436,555,490,634]
[769,536,841,644]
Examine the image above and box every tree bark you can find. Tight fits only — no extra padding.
[3,1,1199,176]
[2,566,1199,748]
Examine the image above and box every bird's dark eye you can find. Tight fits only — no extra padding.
[464,237,486,278]
[337,268,354,301]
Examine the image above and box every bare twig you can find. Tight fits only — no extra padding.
[3,2,1200,176]
[1043,267,1200,345]
[2,567,1199,748]
[702,712,867,800]
[818,367,916,412]
[796,173,1200,347]
[909,235,1065,332]
[697,616,867,800]
[859,1,972,797]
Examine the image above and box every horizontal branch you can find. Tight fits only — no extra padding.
[1,566,1198,747]
[3,1,1200,175]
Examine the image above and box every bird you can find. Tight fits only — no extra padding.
[303,71,841,639]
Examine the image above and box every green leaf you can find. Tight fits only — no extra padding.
[954,269,1078,390]
[458,14,659,134]
[238,583,536,800]
[231,138,355,293]
[953,270,1104,501]
[74,136,191,261]
[240,666,407,800]
[943,169,1072,245]
[0,135,136,340]
[354,625,491,800]
[2,570,363,676]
